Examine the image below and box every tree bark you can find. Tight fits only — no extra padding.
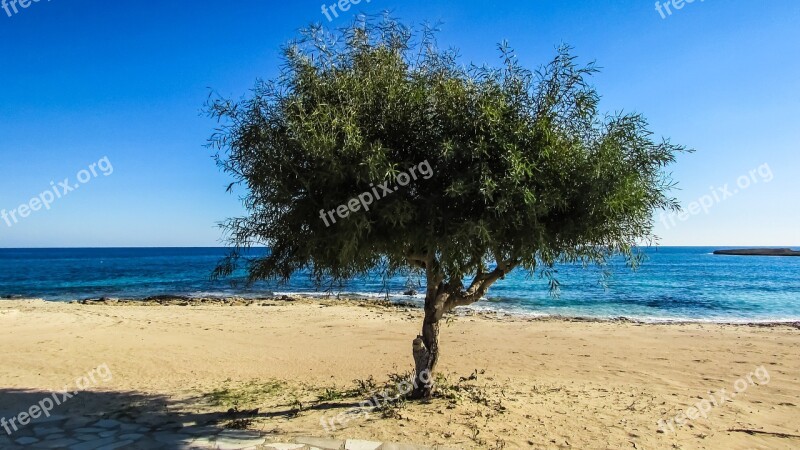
[412,306,440,398]
[411,269,446,399]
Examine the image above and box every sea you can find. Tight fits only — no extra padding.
[1,247,798,323]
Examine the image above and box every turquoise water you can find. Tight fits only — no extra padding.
[1,247,798,322]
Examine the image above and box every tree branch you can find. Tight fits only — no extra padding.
[444,259,518,310]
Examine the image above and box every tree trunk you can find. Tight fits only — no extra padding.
[412,296,442,398]
[407,258,515,399]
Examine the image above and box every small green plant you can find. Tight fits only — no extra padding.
[203,380,285,408]
[469,424,483,445]
[289,395,305,417]
[378,394,406,419]
[353,375,378,396]
[319,386,346,402]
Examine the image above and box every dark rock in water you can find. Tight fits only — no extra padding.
[80,296,118,304]
[144,295,191,302]
[714,248,800,257]
[403,289,418,296]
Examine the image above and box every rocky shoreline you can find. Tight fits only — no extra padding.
[26,295,790,329]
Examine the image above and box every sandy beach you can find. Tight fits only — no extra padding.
[1,297,798,449]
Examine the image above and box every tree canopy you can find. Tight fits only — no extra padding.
[208,17,683,293]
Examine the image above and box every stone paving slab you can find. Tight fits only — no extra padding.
[2,413,456,450]
[344,440,383,450]
[94,420,124,429]
[214,430,267,449]
[379,444,433,450]
[35,437,82,448]
[32,426,62,437]
[294,437,344,449]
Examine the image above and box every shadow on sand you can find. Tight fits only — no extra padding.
[0,388,362,449]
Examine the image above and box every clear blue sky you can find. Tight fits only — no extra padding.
[1,0,798,247]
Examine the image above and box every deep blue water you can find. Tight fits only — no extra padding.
[1,247,798,322]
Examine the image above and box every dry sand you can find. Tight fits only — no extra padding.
[0,298,798,449]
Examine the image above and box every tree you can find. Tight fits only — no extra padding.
[207,17,686,398]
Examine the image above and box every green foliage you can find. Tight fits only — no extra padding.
[203,380,285,408]
[319,386,347,402]
[207,16,686,293]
